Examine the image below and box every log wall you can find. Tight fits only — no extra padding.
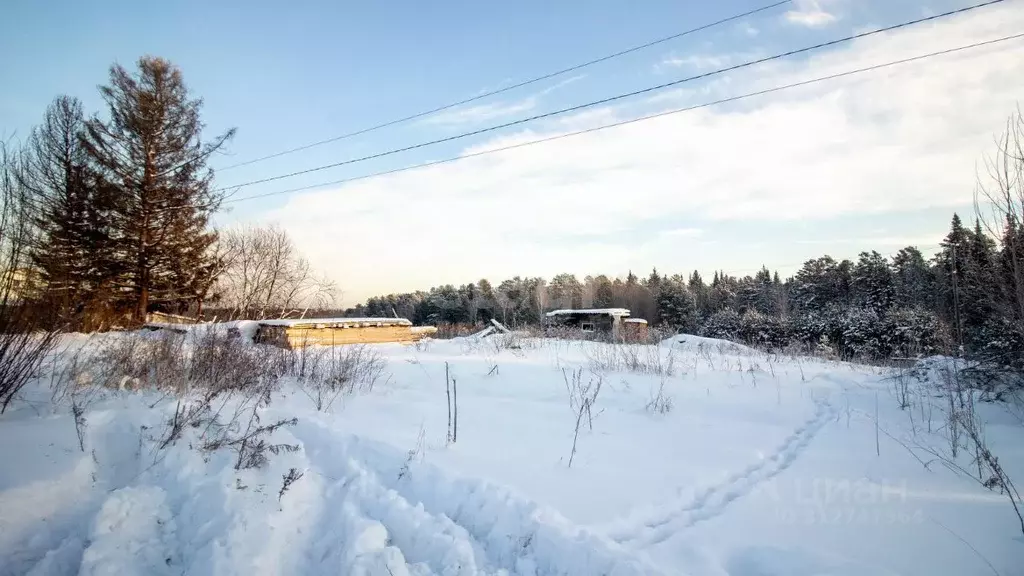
[257,324,436,348]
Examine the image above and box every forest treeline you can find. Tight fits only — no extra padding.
[349,211,1024,370]
[2,54,1022,381]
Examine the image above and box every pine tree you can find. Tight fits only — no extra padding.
[22,96,111,325]
[81,57,235,321]
[851,251,895,313]
[892,246,932,309]
[791,256,851,312]
[998,214,1024,320]
[548,273,583,309]
[963,220,999,335]
[476,279,496,322]
[645,268,661,292]
[688,270,704,291]
[688,270,709,319]
[772,271,788,317]
[656,279,696,332]
[934,214,973,348]
[592,275,615,308]
[742,266,778,316]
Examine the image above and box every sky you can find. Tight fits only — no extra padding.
[2,0,1023,305]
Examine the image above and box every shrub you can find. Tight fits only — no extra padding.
[701,309,742,341]
[585,342,675,376]
[287,344,387,411]
[885,307,948,359]
[738,310,791,351]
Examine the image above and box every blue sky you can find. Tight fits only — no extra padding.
[2,0,1022,304]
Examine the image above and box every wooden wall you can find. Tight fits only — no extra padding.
[257,324,434,348]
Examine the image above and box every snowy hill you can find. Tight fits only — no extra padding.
[1,333,1022,575]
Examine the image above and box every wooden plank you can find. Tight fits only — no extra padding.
[146,311,198,324]
[255,323,437,349]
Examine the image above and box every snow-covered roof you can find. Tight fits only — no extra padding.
[545,308,631,317]
[623,318,648,324]
[257,317,412,328]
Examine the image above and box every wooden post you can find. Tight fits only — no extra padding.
[445,362,452,445]
[875,392,880,457]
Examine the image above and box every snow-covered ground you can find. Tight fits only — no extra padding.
[2,332,1023,575]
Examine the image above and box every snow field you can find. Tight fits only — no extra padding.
[1,332,1022,575]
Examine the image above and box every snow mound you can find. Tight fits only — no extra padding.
[661,333,756,355]
[79,486,177,576]
[227,320,261,344]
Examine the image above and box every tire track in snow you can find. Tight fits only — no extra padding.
[608,397,836,548]
[293,419,669,576]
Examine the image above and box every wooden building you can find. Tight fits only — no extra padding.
[543,308,639,340]
[253,317,436,349]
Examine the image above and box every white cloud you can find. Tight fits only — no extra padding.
[267,3,1024,304]
[661,228,705,238]
[423,97,538,127]
[739,22,760,37]
[795,236,944,248]
[538,73,587,95]
[424,75,586,127]
[785,0,839,28]
[654,53,732,74]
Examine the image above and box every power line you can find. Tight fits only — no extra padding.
[214,0,1007,194]
[217,0,793,172]
[223,31,1024,205]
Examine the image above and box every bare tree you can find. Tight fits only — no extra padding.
[0,140,60,412]
[218,225,336,319]
[972,108,1024,395]
[977,107,1024,321]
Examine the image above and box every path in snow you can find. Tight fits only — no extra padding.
[606,395,837,548]
[291,419,669,576]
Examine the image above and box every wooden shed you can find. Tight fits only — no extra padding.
[622,317,649,342]
[543,308,634,340]
[253,317,437,349]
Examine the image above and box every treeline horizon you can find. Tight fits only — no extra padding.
[343,210,1023,367]
[1,53,1021,387]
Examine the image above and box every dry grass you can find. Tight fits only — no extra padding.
[48,326,390,469]
[584,342,677,377]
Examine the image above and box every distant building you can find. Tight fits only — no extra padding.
[251,317,437,349]
[543,308,648,341]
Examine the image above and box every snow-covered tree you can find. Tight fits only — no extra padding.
[851,251,895,313]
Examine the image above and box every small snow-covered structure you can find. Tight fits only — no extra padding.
[622,317,649,341]
[252,317,436,348]
[543,308,637,340]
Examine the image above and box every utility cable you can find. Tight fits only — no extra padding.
[216,0,793,171]
[214,0,1008,193]
[222,31,1024,205]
